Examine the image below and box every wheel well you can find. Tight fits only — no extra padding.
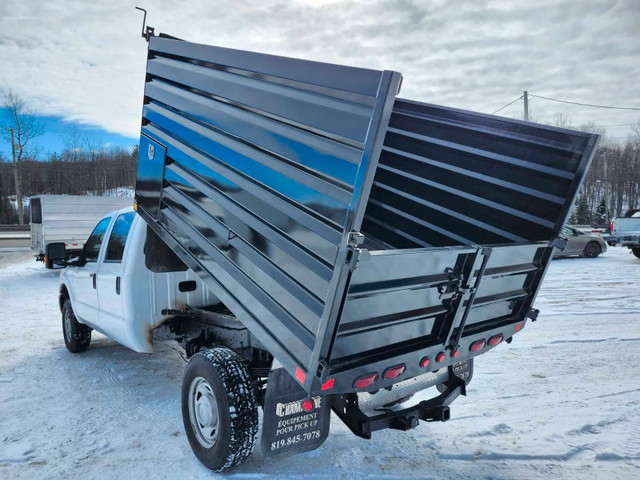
[59,284,69,313]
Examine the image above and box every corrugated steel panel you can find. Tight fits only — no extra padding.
[136,35,401,389]
[135,34,599,394]
[361,98,598,248]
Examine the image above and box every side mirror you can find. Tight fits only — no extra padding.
[45,242,67,268]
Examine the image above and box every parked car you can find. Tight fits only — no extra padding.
[554,226,607,258]
[58,28,599,472]
[608,210,640,259]
[30,195,132,268]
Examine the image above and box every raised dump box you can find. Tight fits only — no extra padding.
[134,34,598,395]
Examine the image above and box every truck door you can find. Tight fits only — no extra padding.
[72,216,112,323]
[97,212,136,336]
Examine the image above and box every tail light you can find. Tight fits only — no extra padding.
[419,357,430,368]
[383,364,406,380]
[354,373,378,389]
[470,339,486,352]
[488,334,503,346]
[321,378,335,391]
[514,323,523,332]
[436,352,446,363]
[451,348,460,358]
[294,367,306,384]
[610,221,614,233]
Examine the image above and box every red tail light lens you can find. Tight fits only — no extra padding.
[295,367,306,384]
[354,373,378,389]
[436,352,446,363]
[321,378,335,391]
[420,357,430,368]
[488,334,503,346]
[301,399,314,412]
[383,364,406,380]
[514,323,523,332]
[470,339,486,352]
[451,348,460,358]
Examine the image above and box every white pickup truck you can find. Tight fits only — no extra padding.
[609,210,640,260]
[58,207,220,353]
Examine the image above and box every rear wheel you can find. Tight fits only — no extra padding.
[632,247,640,259]
[583,241,601,258]
[181,347,258,472]
[62,299,91,352]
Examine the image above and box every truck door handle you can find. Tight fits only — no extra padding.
[116,276,121,295]
[90,273,96,289]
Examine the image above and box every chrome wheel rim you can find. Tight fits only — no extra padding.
[64,309,72,343]
[188,376,219,448]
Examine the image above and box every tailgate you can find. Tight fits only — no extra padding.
[134,34,402,392]
[328,243,549,389]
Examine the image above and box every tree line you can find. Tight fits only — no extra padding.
[1,91,137,224]
[1,91,639,227]
[569,136,640,225]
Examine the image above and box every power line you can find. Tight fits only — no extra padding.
[491,95,523,115]
[593,122,639,128]
[530,94,640,111]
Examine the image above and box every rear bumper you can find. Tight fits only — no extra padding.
[331,365,467,439]
[608,235,640,246]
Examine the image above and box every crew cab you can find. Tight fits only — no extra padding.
[58,207,220,353]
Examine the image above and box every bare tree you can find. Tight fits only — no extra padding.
[552,112,572,129]
[2,90,44,223]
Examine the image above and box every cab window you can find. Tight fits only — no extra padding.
[105,212,136,263]
[84,217,112,262]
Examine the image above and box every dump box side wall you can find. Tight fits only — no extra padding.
[362,99,599,248]
[135,35,401,390]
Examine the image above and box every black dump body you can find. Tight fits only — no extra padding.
[134,34,598,395]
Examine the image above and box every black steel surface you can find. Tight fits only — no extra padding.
[135,32,598,395]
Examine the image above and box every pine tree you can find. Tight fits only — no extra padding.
[575,195,592,225]
[596,198,607,223]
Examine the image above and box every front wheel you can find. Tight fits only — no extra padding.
[62,299,91,352]
[632,247,640,259]
[181,347,258,472]
[582,241,601,258]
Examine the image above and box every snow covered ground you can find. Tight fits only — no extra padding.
[1,246,639,479]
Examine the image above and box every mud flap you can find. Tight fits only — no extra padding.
[261,368,331,459]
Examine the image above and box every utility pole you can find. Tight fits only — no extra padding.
[8,127,24,224]
[523,91,530,122]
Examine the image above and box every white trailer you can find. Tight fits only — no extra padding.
[30,195,132,268]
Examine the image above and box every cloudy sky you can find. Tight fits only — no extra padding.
[0,0,639,156]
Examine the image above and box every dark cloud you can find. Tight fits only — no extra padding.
[0,0,638,138]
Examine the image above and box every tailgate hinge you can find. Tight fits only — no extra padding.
[345,231,369,270]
